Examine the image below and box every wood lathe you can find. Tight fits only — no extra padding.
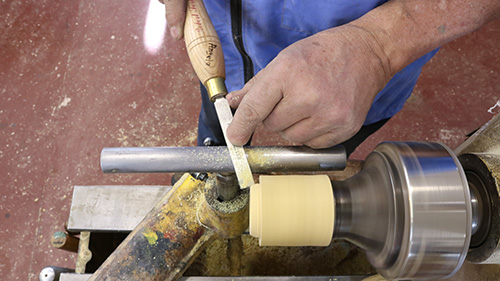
[41,0,500,280]
[43,115,500,281]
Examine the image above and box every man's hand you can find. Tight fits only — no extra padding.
[226,25,392,148]
[225,0,500,149]
[160,0,187,40]
[160,0,499,149]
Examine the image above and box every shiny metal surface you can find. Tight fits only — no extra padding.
[333,142,471,280]
[469,175,484,236]
[100,145,346,173]
[333,151,400,269]
[215,172,239,201]
[460,153,500,264]
[67,185,171,232]
[214,97,255,189]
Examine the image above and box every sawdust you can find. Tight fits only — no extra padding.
[204,176,248,214]
[246,147,278,171]
[184,163,374,276]
[185,236,375,276]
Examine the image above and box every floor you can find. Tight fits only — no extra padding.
[1,1,499,280]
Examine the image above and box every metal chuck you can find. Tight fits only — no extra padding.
[250,142,472,280]
[333,142,471,279]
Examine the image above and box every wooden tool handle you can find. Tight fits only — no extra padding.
[184,0,225,85]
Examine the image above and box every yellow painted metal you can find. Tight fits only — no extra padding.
[198,175,249,239]
[88,174,216,281]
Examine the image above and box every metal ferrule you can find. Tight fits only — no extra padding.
[205,77,228,101]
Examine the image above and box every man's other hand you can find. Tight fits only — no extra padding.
[226,25,392,149]
[159,0,187,40]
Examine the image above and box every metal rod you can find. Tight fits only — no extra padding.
[215,173,239,201]
[101,146,346,173]
[51,231,79,253]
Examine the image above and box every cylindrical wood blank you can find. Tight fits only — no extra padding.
[249,175,335,246]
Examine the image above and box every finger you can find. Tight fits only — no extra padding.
[303,132,342,149]
[226,88,247,109]
[262,95,312,132]
[226,73,261,108]
[226,75,284,146]
[164,0,187,40]
[296,120,360,149]
[279,119,339,149]
[277,117,332,144]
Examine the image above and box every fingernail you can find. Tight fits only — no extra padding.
[170,26,180,40]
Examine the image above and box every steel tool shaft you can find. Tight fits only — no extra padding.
[213,98,254,188]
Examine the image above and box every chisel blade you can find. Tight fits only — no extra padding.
[214,97,255,189]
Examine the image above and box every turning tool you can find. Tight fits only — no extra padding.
[184,0,253,189]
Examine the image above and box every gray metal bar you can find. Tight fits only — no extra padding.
[67,185,171,232]
[60,273,367,281]
[100,146,346,173]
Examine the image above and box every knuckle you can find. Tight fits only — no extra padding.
[262,117,281,132]
[164,0,186,17]
[343,115,363,136]
[278,131,296,143]
[276,49,295,64]
[298,95,318,111]
[305,133,338,149]
[272,52,296,77]
[305,141,324,149]
[324,110,351,129]
[165,11,183,23]
[238,102,263,124]
[281,129,307,144]
[261,119,274,131]
[227,129,247,145]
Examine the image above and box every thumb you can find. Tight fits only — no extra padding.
[163,0,187,40]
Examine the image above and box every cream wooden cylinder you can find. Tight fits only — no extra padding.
[249,175,335,246]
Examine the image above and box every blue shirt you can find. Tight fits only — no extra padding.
[204,0,438,125]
